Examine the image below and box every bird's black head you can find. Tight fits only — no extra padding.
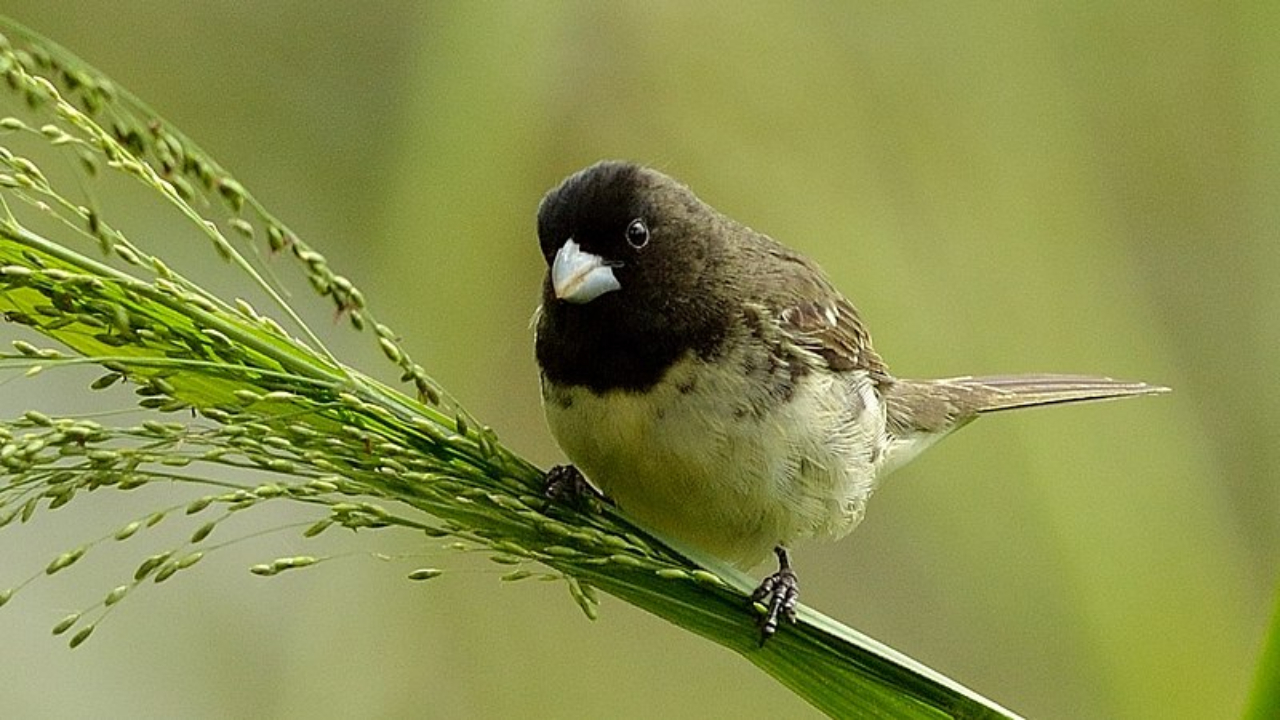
[535,161,731,392]
[537,161,651,269]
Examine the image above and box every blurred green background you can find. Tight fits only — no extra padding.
[0,2,1276,718]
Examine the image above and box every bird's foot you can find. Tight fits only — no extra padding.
[543,464,611,511]
[751,546,799,645]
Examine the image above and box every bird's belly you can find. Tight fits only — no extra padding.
[541,357,883,568]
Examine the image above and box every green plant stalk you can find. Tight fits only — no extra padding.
[0,16,1020,719]
[1244,586,1280,720]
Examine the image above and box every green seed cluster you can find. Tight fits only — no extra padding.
[0,28,459,416]
[0,20,734,650]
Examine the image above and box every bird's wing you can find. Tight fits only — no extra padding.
[779,296,882,373]
[769,251,890,381]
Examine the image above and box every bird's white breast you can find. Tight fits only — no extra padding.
[542,353,886,568]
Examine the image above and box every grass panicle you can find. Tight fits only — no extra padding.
[0,16,1020,719]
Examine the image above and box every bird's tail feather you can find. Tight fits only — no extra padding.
[942,374,1168,413]
[885,374,1168,435]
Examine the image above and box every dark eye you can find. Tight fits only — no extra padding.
[625,218,649,249]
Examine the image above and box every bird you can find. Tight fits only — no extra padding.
[532,160,1167,641]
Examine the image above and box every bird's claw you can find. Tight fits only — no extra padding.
[751,547,799,644]
[543,464,611,511]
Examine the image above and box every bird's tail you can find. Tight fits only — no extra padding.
[885,374,1168,435]
[941,374,1168,413]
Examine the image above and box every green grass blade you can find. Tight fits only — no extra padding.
[1244,587,1280,720]
[0,15,1020,718]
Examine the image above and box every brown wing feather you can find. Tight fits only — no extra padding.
[760,250,889,379]
[780,297,889,377]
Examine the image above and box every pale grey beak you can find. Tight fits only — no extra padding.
[551,239,620,303]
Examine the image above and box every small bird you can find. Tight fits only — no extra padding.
[533,160,1166,640]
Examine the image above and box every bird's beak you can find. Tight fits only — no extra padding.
[551,239,620,303]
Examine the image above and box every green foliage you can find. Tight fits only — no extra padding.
[0,16,1018,720]
[1245,589,1280,720]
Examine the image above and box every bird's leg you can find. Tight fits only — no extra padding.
[751,546,799,643]
[543,464,612,510]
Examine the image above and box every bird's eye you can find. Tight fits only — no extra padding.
[625,218,649,249]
